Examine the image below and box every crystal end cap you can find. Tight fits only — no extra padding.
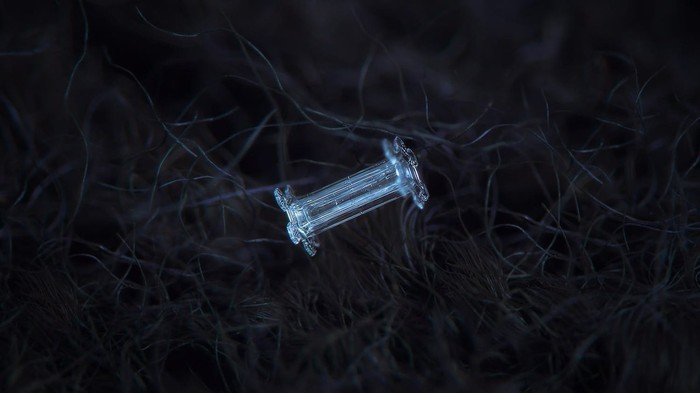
[273,185,318,256]
[383,137,429,209]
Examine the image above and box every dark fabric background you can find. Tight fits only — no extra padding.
[2,1,700,391]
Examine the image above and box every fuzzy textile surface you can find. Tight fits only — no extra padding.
[2,1,700,392]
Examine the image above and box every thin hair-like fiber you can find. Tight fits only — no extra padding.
[2,0,700,392]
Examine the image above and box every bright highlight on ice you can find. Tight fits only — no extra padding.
[274,137,429,256]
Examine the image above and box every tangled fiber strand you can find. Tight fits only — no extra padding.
[2,0,700,392]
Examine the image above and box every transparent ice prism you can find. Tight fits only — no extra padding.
[274,137,429,256]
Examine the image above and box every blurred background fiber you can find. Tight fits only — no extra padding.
[1,1,699,391]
